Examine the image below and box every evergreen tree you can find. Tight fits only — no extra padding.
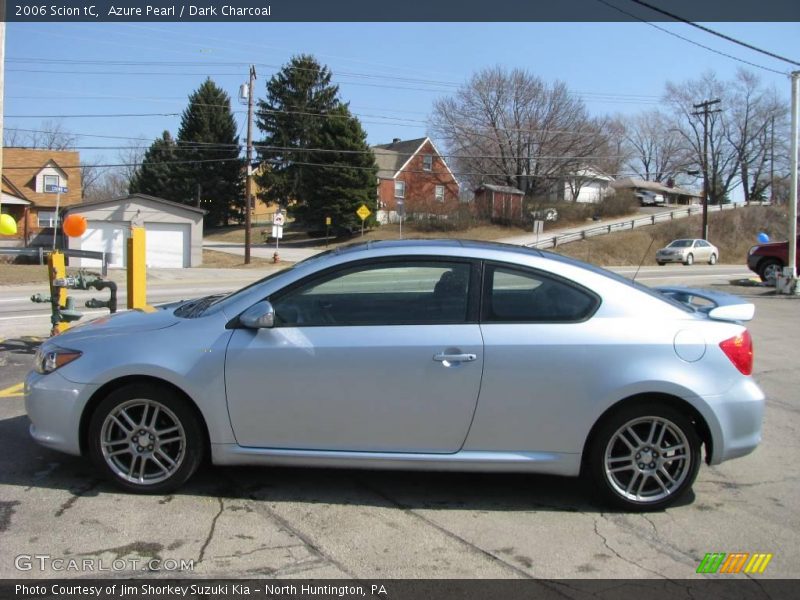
[303,105,377,229]
[256,55,376,227]
[129,131,181,201]
[176,78,243,227]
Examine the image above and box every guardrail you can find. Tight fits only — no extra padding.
[525,202,765,250]
[0,247,108,276]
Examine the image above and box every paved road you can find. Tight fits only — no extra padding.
[1,277,797,579]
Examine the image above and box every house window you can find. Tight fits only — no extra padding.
[423,155,433,171]
[394,180,405,199]
[38,210,57,228]
[43,174,60,192]
[435,185,445,202]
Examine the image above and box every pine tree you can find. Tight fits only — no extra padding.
[256,55,376,228]
[129,131,181,201]
[176,78,243,227]
[303,105,377,229]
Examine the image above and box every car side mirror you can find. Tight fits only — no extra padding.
[239,301,275,329]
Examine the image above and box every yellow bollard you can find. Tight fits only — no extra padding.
[126,226,148,310]
[48,251,70,335]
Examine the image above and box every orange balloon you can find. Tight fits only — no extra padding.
[63,214,87,237]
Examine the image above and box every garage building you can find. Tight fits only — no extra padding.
[64,194,206,269]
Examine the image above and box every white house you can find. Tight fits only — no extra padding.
[548,167,615,204]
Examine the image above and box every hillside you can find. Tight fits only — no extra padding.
[554,205,790,267]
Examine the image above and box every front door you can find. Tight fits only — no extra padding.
[225,259,483,453]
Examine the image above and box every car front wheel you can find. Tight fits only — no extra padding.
[588,404,701,511]
[684,253,694,266]
[758,258,782,283]
[708,253,717,265]
[88,383,204,494]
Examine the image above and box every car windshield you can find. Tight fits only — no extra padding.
[200,265,296,313]
[668,240,693,248]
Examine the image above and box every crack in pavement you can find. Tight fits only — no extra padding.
[358,478,533,579]
[54,479,101,518]
[196,497,224,565]
[592,514,666,578]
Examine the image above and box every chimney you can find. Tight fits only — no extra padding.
[392,138,401,144]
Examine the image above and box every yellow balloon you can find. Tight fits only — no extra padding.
[0,213,18,236]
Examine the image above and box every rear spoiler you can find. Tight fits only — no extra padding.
[656,287,755,322]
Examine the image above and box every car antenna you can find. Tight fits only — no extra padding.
[633,237,656,284]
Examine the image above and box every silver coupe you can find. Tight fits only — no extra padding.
[26,240,764,511]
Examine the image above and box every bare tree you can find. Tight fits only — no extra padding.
[83,169,129,201]
[430,66,608,199]
[3,128,26,147]
[80,158,105,199]
[726,69,788,202]
[117,138,148,192]
[665,71,740,204]
[623,110,691,183]
[29,120,76,150]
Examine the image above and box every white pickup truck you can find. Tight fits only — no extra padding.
[636,190,666,206]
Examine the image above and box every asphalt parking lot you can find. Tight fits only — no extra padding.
[0,286,798,580]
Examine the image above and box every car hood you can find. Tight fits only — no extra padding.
[54,307,180,342]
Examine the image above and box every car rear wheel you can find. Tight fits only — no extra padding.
[588,403,701,511]
[708,253,717,265]
[656,261,665,266]
[88,383,204,494]
[758,258,782,283]
[684,253,694,266]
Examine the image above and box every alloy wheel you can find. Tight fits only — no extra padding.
[99,398,187,485]
[603,416,692,504]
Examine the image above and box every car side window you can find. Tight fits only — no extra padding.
[483,265,598,323]
[271,261,472,326]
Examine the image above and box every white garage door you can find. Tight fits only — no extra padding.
[79,221,126,268]
[145,222,190,268]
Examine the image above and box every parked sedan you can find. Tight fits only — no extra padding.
[26,240,763,511]
[656,239,719,266]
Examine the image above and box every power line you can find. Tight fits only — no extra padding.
[593,0,789,76]
[627,0,800,68]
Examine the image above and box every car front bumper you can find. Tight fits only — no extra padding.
[24,370,98,456]
[656,253,687,263]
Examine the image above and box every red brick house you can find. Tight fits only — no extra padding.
[474,184,525,222]
[1,148,82,246]
[373,137,459,222]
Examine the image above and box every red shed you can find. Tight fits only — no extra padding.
[474,184,525,222]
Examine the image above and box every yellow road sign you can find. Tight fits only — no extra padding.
[356,205,371,221]
[325,217,332,226]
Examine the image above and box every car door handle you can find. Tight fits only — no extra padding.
[433,353,477,364]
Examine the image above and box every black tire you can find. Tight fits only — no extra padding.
[587,403,701,511]
[708,253,717,265]
[758,258,782,283]
[656,261,665,266]
[88,382,204,494]
[684,253,694,266]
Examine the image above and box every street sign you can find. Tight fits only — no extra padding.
[273,212,285,226]
[45,185,68,194]
[325,216,332,226]
[271,225,284,239]
[395,198,405,217]
[356,205,371,221]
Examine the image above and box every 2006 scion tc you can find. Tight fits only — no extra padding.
[26,240,764,511]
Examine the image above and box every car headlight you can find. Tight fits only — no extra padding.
[34,346,82,374]
[748,245,758,256]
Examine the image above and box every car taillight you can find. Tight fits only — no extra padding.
[719,330,753,376]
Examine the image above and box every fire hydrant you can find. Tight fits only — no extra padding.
[272,252,280,263]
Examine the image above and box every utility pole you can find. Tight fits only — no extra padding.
[692,98,722,240]
[787,71,799,287]
[243,65,257,265]
[770,114,775,204]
